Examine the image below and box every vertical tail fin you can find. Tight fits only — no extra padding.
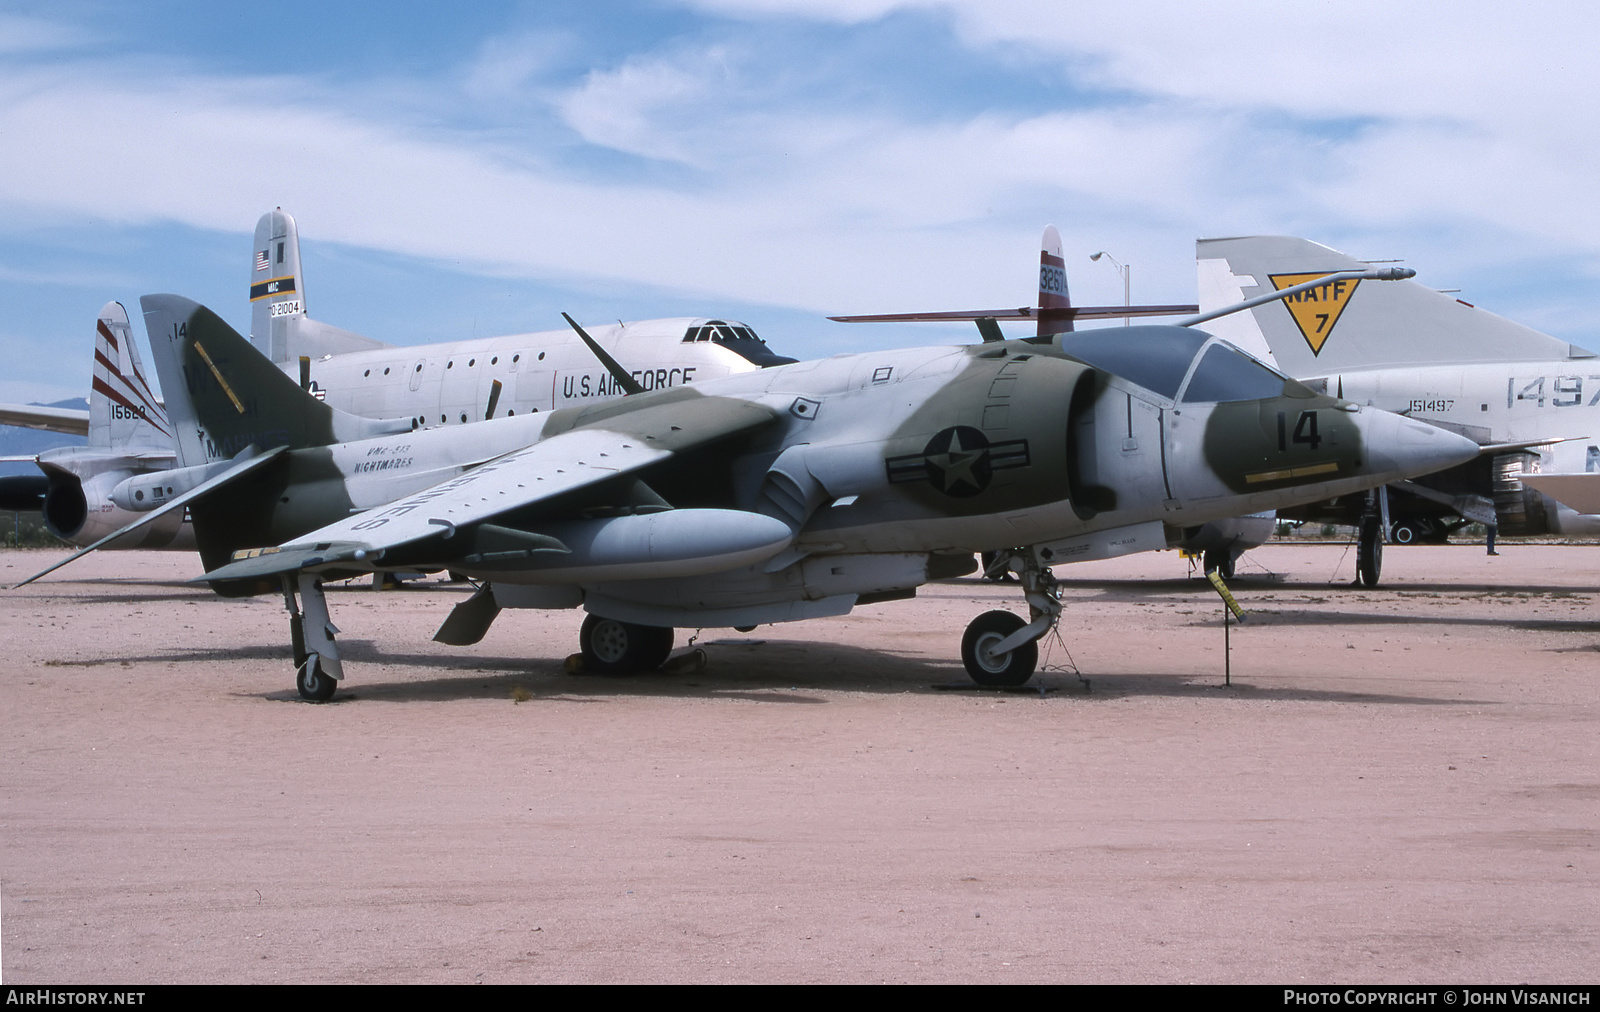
[249,208,387,364]
[249,209,307,363]
[1037,224,1072,338]
[144,294,410,468]
[1196,235,1590,377]
[90,301,171,450]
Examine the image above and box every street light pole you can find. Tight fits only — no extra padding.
[1089,251,1131,326]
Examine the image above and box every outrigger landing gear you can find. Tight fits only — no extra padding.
[282,573,343,701]
[961,549,1061,687]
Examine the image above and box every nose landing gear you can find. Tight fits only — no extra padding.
[1355,486,1389,589]
[1356,517,1384,589]
[962,610,1037,685]
[961,548,1061,687]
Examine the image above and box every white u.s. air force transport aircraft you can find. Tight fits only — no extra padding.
[22,269,1479,700]
[247,209,793,426]
[0,209,793,551]
[1196,236,1600,585]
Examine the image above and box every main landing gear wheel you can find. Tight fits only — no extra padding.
[297,655,337,702]
[1390,521,1419,545]
[1357,517,1383,588]
[961,610,1038,687]
[580,615,675,673]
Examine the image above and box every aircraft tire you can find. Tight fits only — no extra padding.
[961,610,1037,687]
[581,615,675,673]
[1203,549,1236,581]
[1357,519,1383,588]
[296,655,337,702]
[1391,522,1419,545]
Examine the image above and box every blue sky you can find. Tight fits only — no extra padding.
[4,0,1600,402]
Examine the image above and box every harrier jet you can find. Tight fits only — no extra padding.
[37,279,1477,700]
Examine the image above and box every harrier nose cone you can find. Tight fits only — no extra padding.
[1358,408,1482,482]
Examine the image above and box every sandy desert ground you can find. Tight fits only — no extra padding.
[1,542,1595,983]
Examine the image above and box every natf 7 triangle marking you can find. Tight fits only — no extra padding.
[1269,272,1361,356]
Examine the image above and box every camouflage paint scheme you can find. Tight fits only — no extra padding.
[111,292,1476,695]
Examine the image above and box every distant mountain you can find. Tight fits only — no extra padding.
[0,398,88,478]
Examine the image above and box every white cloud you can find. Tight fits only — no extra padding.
[556,51,729,165]
[462,30,569,104]
[727,0,1600,132]
[0,12,99,55]
[677,0,1600,250]
[675,0,924,23]
[0,55,1198,313]
[5,1,1600,346]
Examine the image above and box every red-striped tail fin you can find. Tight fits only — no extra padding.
[1037,225,1071,337]
[90,301,171,449]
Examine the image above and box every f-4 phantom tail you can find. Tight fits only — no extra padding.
[1198,235,1600,585]
[77,277,1479,701]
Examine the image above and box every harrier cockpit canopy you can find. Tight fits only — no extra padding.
[1057,326,1294,403]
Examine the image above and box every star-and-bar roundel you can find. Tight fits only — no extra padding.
[885,425,1031,498]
